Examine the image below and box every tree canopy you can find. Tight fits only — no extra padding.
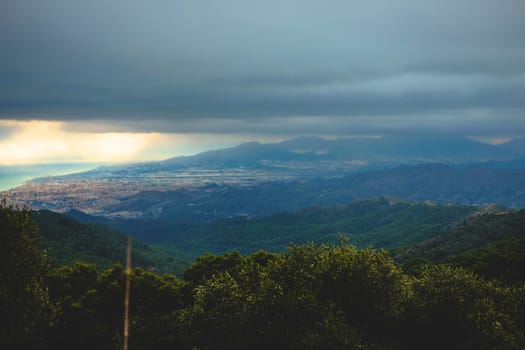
[1,203,524,349]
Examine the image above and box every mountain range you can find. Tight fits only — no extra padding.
[70,162,525,233]
[4,135,525,248]
[30,199,525,285]
[160,135,525,168]
[70,135,525,177]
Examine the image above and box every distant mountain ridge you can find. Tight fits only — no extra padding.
[160,135,525,169]
[6,135,525,236]
[76,135,525,176]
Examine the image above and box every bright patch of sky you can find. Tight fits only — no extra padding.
[0,120,284,165]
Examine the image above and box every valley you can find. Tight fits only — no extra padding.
[3,137,525,220]
[2,137,525,350]
[4,1,525,347]
[2,137,525,258]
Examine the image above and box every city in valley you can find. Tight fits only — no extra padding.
[1,159,364,217]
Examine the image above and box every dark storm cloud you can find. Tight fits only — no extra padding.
[1,0,524,136]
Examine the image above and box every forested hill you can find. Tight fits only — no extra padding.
[396,209,525,283]
[160,198,478,258]
[32,210,186,275]
[26,200,517,279]
[24,200,480,274]
[3,202,525,350]
[64,162,525,245]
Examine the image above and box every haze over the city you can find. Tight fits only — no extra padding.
[1,0,524,164]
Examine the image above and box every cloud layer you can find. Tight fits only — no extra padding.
[1,0,524,136]
[0,120,283,164]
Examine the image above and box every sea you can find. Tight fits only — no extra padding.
[0,163,99,191]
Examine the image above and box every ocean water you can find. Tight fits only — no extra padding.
[0,163,99,191]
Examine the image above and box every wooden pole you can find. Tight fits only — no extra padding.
[123,237,132,350]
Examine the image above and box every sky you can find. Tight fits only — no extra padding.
[0,0,524,164]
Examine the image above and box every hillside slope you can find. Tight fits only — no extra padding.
[396,209,525,282]
[155,199,478,257]
[83,162,525,244]
[32,210,186,275]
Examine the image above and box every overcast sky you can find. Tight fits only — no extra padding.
[0,0,524,163]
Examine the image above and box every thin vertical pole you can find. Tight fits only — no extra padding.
[123,237,132,350]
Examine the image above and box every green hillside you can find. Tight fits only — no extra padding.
[166,198,477,257]
[445,236,525,283]
[3,201,525,349]
[32,210,186,275]
[396,209,525,283]
[24,200,480,276]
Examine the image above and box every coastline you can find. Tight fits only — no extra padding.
[0,163,99,192]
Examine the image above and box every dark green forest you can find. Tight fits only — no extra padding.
[32,210,187,275]
[2,202,525,349]
[139,198,478,260]
[396,210,525,283]
[41,198,479,269]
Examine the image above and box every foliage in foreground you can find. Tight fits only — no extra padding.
[1,204,525,350]
[0,201,58,348]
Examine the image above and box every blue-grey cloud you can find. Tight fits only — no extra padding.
[1,0,524,136]
[0,124,16,140]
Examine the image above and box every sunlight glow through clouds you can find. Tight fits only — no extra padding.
[0,120,161,165]
[0,120,278,165]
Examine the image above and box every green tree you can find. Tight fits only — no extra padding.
[407,264,524,350]
[179,244,408,349]
[271,243,410,348]
[128,267,186,349]
[183,251,244,285]
[0,201,56,347]
[46,262,101,349]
